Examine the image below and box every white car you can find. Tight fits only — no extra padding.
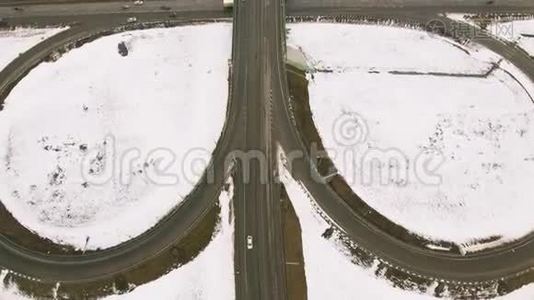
[134,0,144,5]
[127,17,137,23]
[246,235,253,250]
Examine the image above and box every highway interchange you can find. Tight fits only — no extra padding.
[1,0,534,299]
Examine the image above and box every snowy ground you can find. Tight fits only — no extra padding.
[279,155,534,299]
[505,19,534,56]
[0,27,67,71]
[104,178,235,300]
[447,14,534,57]
[288,23,499,74]
[0,178,235,300]
[279,157,437,299]
[0,23,232,250]
[288,23,534,248]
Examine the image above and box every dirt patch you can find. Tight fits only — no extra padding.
[0,202,81,254]
[280,185,307,300]
[117,41,129,57]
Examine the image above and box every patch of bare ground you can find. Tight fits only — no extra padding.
[280,185,307,300]
[0,202,81,254]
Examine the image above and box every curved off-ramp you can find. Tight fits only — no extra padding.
[276,6,534,297]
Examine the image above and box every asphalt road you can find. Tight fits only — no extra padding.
[1,0,534,298]
[0,0,222,18]
[287,0,534,11]
[232,0,287,299]
[0,0,229,27]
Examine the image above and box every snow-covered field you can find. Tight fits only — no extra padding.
[288,23,534,247]
[0,27,67,71]
[288,23,499,74]
[279,159,437,299]
[447,14,534,57]
[505,19,534,56]
[279,156,534,299]
[0,178,235,300]
[0,23,232,249]
[105,178,235,300]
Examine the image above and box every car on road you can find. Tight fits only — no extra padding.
[134,0,144,6]
[127,17,137,23]
[247,235,253,249]
[122,5,130,10]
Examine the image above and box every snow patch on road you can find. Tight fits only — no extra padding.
[288,22,534,246]
[0,27,67,72]
[0,23,232,250]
